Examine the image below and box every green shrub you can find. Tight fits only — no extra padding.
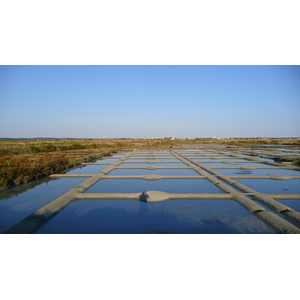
[40,144,57,152]
[0,154,70,189]
[13,177,23,185]
[29,145,40,153]
[91,143,98,149]
[0,149,8,156]
[271,140,279,144]
[22,176,30,184]
[70,143,85,150]
[58,145,67,151]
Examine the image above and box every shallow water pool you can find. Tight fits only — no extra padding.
[96,158,120,164]
[194,158,250,162]
[108,168,199,176]
[35,199,276,234]
[119,162,188,167]
[0,178,86,233]
[64,164,109,174]
[213,168,300,176]
[276,200,300,212]
[85,179,224,194]
[124,158,180,161]
[235,179,300,194]
[202,162,272,167]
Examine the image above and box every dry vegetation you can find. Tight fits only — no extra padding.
[1,138,299,190]
[0,139,121,189]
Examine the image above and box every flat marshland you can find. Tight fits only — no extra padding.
[1,138,299,191]
[1,137,300,234]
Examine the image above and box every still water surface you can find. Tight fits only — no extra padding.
[202,162,272,167]
[235,179,300,194]
[107,168,199,176]
[36,199,276,234]
[85,179,224,194]
[214,168,300,176]
[96,159,119,164]
[0,178,86,233]
[64,164,108,174]
[276,200,300,212]
[119,162,187,167]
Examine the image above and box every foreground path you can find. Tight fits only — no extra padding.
[4,146,300,234]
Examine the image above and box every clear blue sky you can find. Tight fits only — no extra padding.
[0,65,299,138]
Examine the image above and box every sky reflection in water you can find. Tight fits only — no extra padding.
[214,168,300,176]
[0,178,86,233]
[36,199,276,234]
[235,179,300,194]
[85,179,224,194]
[107,168,199,176]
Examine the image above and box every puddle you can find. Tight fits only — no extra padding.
[0,178,86,233]
[85,179,224,194]
[108,168,199,176]
[235,179,300,194]
[35,199,276,234]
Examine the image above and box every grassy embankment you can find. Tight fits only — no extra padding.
[1,138,300,189]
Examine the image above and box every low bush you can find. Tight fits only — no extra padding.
[0,154,69,189]
[69,143,85,150]
[29,145,40,153]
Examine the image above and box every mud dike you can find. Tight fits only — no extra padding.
[4,146,300,234]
